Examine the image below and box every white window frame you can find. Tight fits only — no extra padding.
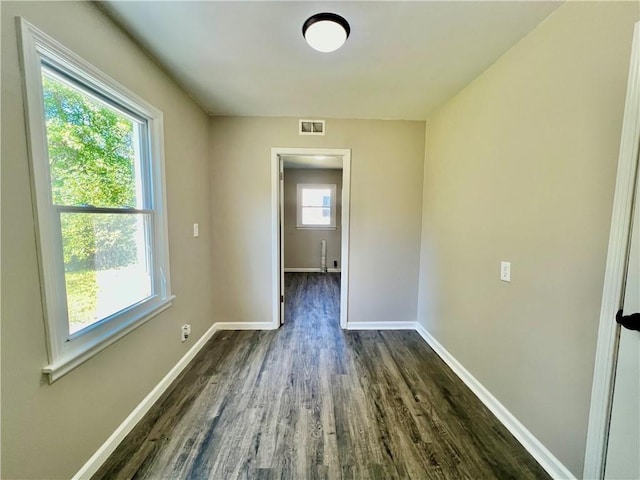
[18,18,174,382]
[296,183,337,230]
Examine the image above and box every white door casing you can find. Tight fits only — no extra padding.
[279,158,285,324]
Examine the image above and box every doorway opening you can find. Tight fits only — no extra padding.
[271,148,351,330]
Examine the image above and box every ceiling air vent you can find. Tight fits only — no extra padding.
[299,119,325,136]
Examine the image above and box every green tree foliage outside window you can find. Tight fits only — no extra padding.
[42,73,140,272]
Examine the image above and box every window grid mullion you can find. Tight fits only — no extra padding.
[54,205,153,215]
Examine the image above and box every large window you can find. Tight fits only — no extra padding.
[296,184,337,229]
[19,19,173,381]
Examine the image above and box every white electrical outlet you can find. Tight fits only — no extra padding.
[500,261,511,282]
[193,223,199,237]
[181,324,191,342]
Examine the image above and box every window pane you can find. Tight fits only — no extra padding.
[302,188,331,207]
[61,212,152,334]
[42,69,144,208]
[302,207,331,225]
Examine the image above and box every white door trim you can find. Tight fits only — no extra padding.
[279,157,285,325]
[583,21,640,480]
[271,147,351,329]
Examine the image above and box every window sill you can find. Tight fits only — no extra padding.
[42,296,175,383]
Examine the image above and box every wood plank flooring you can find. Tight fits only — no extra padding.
[94,272,550,479]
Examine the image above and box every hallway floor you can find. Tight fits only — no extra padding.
[94,272,549,479]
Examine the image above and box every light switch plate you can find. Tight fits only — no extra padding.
[500,261,511,282]
[193,223,199,237]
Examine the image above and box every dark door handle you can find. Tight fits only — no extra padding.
[616,309,640,331]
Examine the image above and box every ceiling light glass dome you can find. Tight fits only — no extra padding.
[302,13,350,53]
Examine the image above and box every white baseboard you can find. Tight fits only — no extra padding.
[73,323,219,480]
[346,321,416,330]
[284,267,341,273]
[414,323,575,480]
[214,322,275,330]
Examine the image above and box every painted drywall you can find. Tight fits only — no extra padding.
[416,1,640,475]
[284,168,343,270]
[1,2,215,478]
[210,117,425,326]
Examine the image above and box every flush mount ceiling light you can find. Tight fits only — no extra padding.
[302,13,350,53]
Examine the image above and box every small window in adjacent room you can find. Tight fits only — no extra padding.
[296,184,337,229]
[18,19,174,381]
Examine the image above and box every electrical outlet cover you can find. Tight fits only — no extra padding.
[181,324,191,341]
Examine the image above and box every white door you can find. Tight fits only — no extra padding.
[605,159,640,479]
[584,22,640,480]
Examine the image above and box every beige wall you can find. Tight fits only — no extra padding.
[7,1,631,478]
[1,2,215,478]
[417,1,640,475]
[284,168,343,269]
[210,117,425,326]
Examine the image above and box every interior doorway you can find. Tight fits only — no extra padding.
[271,148,351,329]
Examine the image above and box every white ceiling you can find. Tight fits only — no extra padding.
[102,1,562,121]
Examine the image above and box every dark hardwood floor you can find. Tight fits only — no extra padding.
[94,272,549,479]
